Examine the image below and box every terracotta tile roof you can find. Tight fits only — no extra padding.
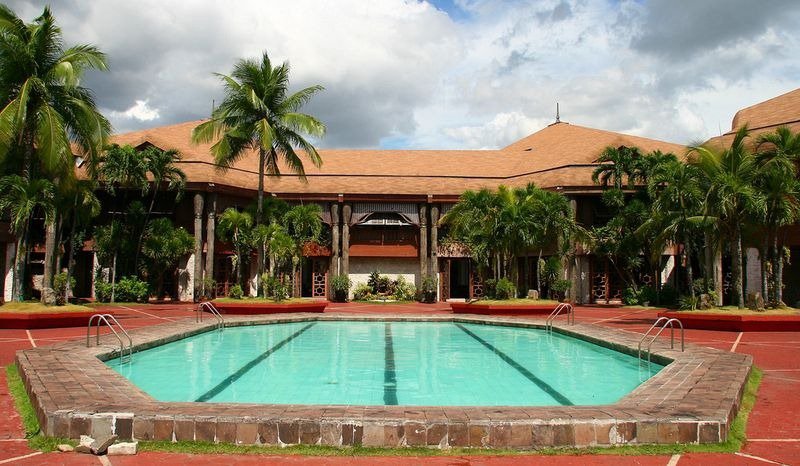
[108,120,686,197]
[705,88,800,150]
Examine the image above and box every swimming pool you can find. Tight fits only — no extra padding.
[107,321,660,406]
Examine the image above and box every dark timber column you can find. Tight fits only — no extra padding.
[205,193,217,295]
[430,205,439,278]
[342,204,351,280]
[567,197,578,302]
[193,193,204,301]
[330,203,340,276]
[419,204,428,287]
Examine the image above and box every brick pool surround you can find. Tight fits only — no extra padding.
[16,313,752,449]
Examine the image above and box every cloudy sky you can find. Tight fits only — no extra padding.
[8,0,800,149]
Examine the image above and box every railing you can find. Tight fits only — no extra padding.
[638,317,684,365]
[86,314,133,362]
[546,302,574,333]
[196,301,224,330]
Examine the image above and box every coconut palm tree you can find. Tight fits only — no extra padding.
[755,126,800,305]
[62,179,100,300]
[140,218,194,298]
[192,52,326,294]
[0,175,55,301]
[217,208,253,288]
[591,146,643,190]
[283,204,322,297]
[689,126,766,308]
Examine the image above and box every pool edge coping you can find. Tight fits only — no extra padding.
[16,312,752,449]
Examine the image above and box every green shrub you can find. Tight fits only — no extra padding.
[353,283,374,301]
[494,278,516,300]
[95,281,112,302]
[367,271,381,293]
[483,278,497,299]
[393,276,416,301]
[52,272,75,306]
[201,277,216,298]
[330,274,352,302]
[659,285,678,306]
[262,274,289,302]
[377,275,392,294]
[679,294,699,311]
[623,287,639,305]
[639,285,656,305]
[419,275,437,303]
[115,276,150,303]
[228,284,244,299]
[551,279,571,300]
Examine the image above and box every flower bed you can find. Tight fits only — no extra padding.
[658,311,800,332]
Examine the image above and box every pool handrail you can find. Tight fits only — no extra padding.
[86,313,133,362]
[196,301,224,330]
[545,302,574,333]
[638,317,684,365]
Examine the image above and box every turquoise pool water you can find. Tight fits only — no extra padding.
[107,321,662,406]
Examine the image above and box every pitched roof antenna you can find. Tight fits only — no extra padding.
[555,102,560,123]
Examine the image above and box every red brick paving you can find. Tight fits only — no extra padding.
[1,303,799,465]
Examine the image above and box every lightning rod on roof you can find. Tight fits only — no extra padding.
[556,102,560,123]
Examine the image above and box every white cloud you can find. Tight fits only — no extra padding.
[109,100,160,122]
[443,112,549,149]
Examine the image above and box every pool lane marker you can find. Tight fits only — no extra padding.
[455,324,574,406]
[195,323,316,402]
[384,323,398,405]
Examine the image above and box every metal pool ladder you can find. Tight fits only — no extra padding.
[87,314,133,362]
[196,301,224,330]
[638,317,684,365]
[546,302,574,333]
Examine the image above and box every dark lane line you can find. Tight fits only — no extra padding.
[455,323,574,406]
[384,323,398,405]
[195,323,316,402]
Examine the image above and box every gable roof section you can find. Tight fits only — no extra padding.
[108,119,686,197]
[706,87,800,149]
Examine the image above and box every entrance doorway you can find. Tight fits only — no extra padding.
[450,258,470,299]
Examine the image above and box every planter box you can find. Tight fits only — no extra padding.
[450,302,557,315]
[658,311,800,332]
[0,310,108,329]
[212,300,328,315]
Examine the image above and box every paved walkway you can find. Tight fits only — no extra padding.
[0,303,798,465]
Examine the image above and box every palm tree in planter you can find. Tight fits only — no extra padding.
[140,218,194,299]
[217,208,253,291]
[192,51,326,295]
[689,126,766,308]
[62,180,101,300]
[0,6,111,302]
[0,176,55,300]
[283,204,322,297]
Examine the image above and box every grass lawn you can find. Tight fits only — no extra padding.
[213,297,323,304]
[465,298,561,306]
[669,307,799,316]
[0,302,91,313]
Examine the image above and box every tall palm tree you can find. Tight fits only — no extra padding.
[755,126,800,305]
[217,208,253,288]
[0,175,55,301]
[591,146,643,190]
[0,5,111,302]
[192,52,326,294]
[62,179,100,300]
[689,126,766,308]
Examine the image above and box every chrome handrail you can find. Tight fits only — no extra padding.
[638,317,684,365]
[197,301,224,330]
[546,303,574,333]
[87,313,132,362]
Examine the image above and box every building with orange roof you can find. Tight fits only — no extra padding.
[4,89,799,305]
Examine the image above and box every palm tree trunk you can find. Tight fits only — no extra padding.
[776,234,785,305]
[536,250,542,294]
[760,237,769,306]
[65,210,78,300]
[11,229,25,302]
[255,150,266,296]
[685,238,694,299]
[134,183,160,269]
[110,251,117,303]
[41,220,57,304]
[733,227,744,309]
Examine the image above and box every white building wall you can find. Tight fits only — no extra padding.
[349,257,418,297]
[660,255,676,287]
[4,243,14,300]
[248,260,258,297]
[177,253,194,302]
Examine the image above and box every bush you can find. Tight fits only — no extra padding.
[483,278,497,299]
[228,284,244,299]
[95,276,149,303]
[52,272,75,306]
[95,281,112,302]
[330,274,352,302]
[551,279,571,300]
[393,276,416,301]
[623,287,639,305]
[419,275,437,303]
[659,285,679,306]
[494,278,516,300]
[679,294,700,311]
[367,271,381,293]
[262,274,289,302]
[639,285,656,305]
[377,275,393,294]
[201,277,216,298]
[353,283,374,301]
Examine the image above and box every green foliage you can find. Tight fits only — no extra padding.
[95,276,148,303]
[420,275,438,303]
[228,284,244,299]
[52,272,74,306]
[659,285,679,306]
[393,276,416,301]
[261,274,289,302]
[494,278,516,300]
[551,279,572,300]
[679,294,700,311]
[329,274,352,302]
[201,277,216,298]
[140,218,193,295]
[483,278,497,299]
[367,271,381,293]
[353,283,374,301]
[94,281,112,303]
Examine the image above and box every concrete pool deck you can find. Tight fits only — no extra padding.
[1,303,798,464]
